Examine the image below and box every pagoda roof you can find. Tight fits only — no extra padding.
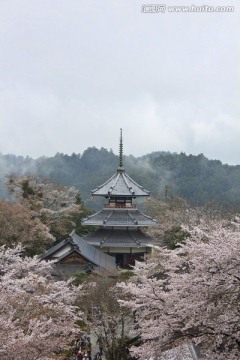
[83,228,153,248]
[82,208,156,227]
[91,170,150,197]
[91,129,150,197]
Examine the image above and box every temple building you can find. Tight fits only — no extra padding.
[81,129,156,267]
[42,130,156,271]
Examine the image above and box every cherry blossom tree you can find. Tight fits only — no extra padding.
[6,174,83,240]
[118,217,240,359]
[0,200,54,256]
[144,195,229,249]
[0,245,82,360]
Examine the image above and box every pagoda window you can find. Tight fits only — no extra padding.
[112,197,128,208]
[116,198,125,203]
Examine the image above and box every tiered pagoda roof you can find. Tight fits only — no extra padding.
[83,129,156,229]
[81,129,156,255]
[84,228,152,248]
[82,208,156,227]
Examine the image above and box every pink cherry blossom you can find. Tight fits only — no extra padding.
[0,245,82,359]
[118,218,240,359]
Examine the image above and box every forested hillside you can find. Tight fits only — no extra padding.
[1,148,240,210]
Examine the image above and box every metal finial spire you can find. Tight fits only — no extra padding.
[118,128,124,171]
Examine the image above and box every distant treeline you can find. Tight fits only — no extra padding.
[1,147,240,210]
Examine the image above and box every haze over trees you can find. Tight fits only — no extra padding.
[0,174,92,256]
[1,148,240,210]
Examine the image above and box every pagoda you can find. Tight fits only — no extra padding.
[82,129,156,267]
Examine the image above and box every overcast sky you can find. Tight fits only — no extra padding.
[0,0,239,164]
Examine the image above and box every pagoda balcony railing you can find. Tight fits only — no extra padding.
[104,204,136,209]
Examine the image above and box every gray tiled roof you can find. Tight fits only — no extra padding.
[71,232,116,269]
[84,228,152,248]
[42,232,117,270]
[41,239,70,259]
[82,208,156,227]
[91,170,150,197]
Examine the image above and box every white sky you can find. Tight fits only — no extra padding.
[0,0,239,164]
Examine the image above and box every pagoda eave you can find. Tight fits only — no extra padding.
[91,171,150,197]
[91,193,149,197]
[83,223,154,227]
[82,208,157,227]
[83,228,153,248]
